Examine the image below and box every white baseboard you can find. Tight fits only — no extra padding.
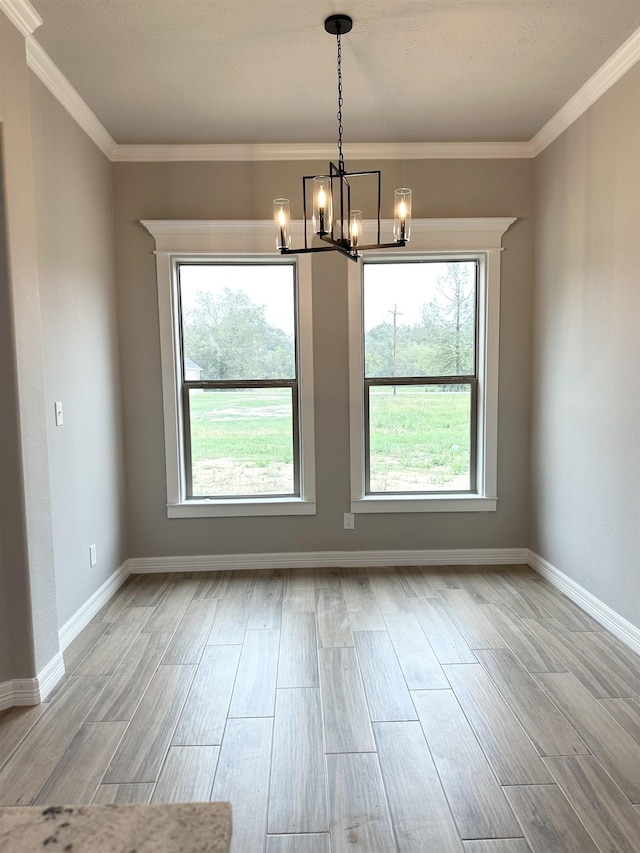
[58,560,131,651]
[0,562,131,711]
[129,548,529,574]
[528,550,640,656]
[0,650,65,711]
[0,680,35,712]
[36,651,66,701]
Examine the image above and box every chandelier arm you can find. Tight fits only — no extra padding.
[320,236,360,262]
[279,246,339,256]
[354,241,407,250]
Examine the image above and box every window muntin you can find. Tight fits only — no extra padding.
[363,259,478,496]
[177,261,300,500]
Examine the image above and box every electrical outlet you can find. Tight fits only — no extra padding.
[343,512,355,530]
[89,544,97,566]
[54,401,64,426]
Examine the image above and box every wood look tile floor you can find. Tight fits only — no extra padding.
[2,565,640,852]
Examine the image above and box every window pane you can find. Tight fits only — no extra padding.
[368,384,472,493]
[364,261,476,378]
[188,387,295,497]
[180,264,296,381]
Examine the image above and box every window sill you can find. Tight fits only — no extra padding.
[167,499,316,518]
[351,495,497,514]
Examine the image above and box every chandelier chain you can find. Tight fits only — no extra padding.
[336,31,344,171]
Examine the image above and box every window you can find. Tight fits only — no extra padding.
[363,259,478,494]
[178,262,299,499]
[348,217,515,513]
[143,221,316,518]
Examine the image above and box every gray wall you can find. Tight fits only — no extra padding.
[0,12,59,677]
[29,75,129,627]
[0,138,27,681]
[531,65,640,628]
[113,158,533,557]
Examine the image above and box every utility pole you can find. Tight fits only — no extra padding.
[389,304,403,395]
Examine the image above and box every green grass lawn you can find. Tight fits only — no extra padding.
[188,386,471,496]
[189,389,294,496]
[189,389,294,466]
[368,386,471,491]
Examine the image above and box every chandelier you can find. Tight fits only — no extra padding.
[273,14,412,262]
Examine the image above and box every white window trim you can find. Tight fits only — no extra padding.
[141,220,316,518]
[348,217,516,514]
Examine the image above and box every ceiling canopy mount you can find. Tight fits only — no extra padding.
[324,14,353,36]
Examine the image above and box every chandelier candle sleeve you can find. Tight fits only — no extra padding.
[313,178,332,235]
[394,188,412,243]
[273,199,291,250]
[350,210,362,248]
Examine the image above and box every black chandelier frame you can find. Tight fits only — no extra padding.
[280,164,405,262]
[277,14,409,263]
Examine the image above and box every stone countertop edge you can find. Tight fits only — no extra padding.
[0,803,232,852]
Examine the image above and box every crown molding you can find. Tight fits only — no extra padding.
[113,140,534,162]
[0,0,41,36]
[25,36,117,160]
[530,24,640,156]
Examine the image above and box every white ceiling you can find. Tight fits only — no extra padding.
[29,0,640,146]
